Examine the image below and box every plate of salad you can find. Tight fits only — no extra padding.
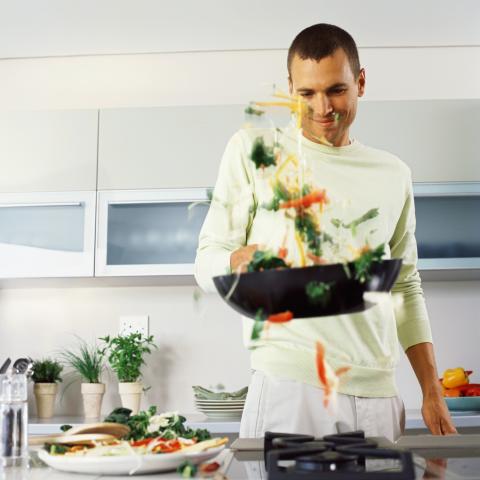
[37,407,228,476]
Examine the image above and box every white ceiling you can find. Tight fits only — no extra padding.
[1,0,479,59]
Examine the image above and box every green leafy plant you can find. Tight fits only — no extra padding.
[99,333,156,383]
[60,340,104,383]
[32,358,63,384]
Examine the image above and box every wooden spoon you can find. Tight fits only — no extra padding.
[29,422,130,446]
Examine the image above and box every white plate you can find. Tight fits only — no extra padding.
[38,445,225,476]
[196,405,244,411]
[197,407,244,412]
[195,401,245,406]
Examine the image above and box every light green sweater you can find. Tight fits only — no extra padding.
[194,125,432,397]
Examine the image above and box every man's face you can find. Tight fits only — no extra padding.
[288,48,365,147]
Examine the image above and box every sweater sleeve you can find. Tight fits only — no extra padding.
[194,131,256,293]
[390,173,433,351]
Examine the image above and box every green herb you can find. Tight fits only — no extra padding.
[247,250,288,272]
[46,444,68,454]
[331,208,379,236]
[262,181,293,211]
[104,407,212,442]
[352,243,385,283]
[245,104,265,116]
[177,460,197,478]
[32,358,63,384]
[250,136,276,169]
[251,309,266,341]
[99,333,156,383]
[60,340,104,383]
[295,211,322,257]
[306,281,333,306]
[60,424,72,432]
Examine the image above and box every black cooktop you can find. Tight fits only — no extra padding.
[264,431,415,479]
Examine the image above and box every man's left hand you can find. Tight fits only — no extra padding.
[422,389,457,435]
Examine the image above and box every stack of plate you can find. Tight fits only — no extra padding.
[194,397,245,420]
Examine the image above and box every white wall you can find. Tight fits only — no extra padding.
[0,2,479,415]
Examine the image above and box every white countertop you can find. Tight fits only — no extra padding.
[28,410,480,435]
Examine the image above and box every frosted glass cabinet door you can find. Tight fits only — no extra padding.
[96,189,210,276]
[414,183,480,270]
[0,192,96,278]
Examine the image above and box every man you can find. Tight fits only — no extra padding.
[195,23,455,440]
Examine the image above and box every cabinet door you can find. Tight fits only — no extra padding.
[0,191,96,278]
[96,189,209,276]
[0,110,98,193]
[352,99,480,182]
[97,106,245,190]
[414,182,480,270]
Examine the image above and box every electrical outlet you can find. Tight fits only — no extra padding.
[119,315,149,337]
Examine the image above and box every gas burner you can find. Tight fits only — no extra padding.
[295,450,361,473]
[265,431,416,480]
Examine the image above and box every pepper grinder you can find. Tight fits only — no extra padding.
[0,370,28,467]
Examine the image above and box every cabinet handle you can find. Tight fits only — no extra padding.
[0,202,83,208]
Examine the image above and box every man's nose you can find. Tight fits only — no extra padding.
[310,94,333,117]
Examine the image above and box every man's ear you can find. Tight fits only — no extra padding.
[357,68,366,98]
[288,76,293,95]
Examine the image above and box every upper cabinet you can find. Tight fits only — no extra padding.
[352,99,480,182]
[0,110,98,193]
[97,106,245,190]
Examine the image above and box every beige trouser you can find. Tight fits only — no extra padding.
[240,370,405,442]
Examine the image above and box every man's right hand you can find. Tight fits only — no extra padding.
[230,244,259,273]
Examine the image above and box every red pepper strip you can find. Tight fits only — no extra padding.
[278,247,288,259]
[199,461,221,474]
[279,190,329,210]
[315,341,332,407]
[267,311,294,323]
[152,438,182,453]
[130,438,155,447]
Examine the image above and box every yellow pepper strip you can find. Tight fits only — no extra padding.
[442,368,470,389]
[275,154,299,182]
[294,231,306,267]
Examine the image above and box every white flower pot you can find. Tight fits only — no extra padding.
[118,382,143,414]
[34,383,58,419]
[81,382,106,418]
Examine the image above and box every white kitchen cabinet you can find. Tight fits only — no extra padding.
[0,110,98,193]
[95,189,209,276]
[0,191,96,278]
[414,182,480,270]
[97,106,246,190]
[352,99,480,182]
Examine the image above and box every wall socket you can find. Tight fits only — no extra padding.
[119,315,149,337]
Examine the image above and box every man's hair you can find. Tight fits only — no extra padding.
[287,23,360,78]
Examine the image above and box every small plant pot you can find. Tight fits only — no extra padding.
[81,382,106,419]
[118,382,143,414]
[34,383,58,419]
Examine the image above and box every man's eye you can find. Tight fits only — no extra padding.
[299,92,313,98]
[331,88,346,95]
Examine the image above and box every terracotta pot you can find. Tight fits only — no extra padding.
[118,382,143,414]
[34,383,58,419]
[81,382,106,418]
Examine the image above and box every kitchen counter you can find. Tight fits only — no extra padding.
[28,410,480,435]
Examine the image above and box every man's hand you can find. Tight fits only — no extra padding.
[421,385,457,435]
[230,244,259,273]
[406,342,457,435]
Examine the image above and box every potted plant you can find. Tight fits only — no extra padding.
[32,358,63,419]
[99,333,156,414]
[60,341,105,418]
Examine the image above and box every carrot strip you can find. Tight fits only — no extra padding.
[267,311,293,323]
